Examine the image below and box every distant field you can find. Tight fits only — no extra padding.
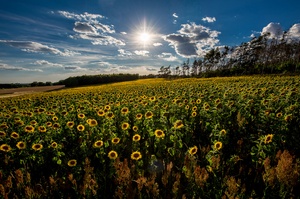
[0,85,65,98]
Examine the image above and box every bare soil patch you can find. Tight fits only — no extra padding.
[0,85,65,98]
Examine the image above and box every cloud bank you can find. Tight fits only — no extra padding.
[0,40,78,56]
[164,22,220,57]
[58,11,124,46]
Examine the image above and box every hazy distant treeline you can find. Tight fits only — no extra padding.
[54,73,139,87]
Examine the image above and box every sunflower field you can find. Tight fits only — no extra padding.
[0,75,300,198]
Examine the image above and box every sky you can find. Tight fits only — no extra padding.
[0,0,300,83]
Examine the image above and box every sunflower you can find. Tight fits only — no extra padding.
[284,114,292,122]
[0,131,6,137]
[131,151,142,160]
[27,112,34,117]
[51,142,58,149]
[46,122,52,127]
[61,111,68,116]
[173,120,184,129]
[145,111,153,119]
[112,137,120,144]
[68,159,77,167]
[264,134,274,144]
[215,98,221,104]
[188,146,198,155]
[10,132,20,139]
[78,113,85,119]
[15,120,24,126]
[52,116,58,122]
[121,107,129,115]
[52,123,60,129]
[276,112,283,118]
[106,112,115,119]
[66,121,75,128]
[132,126,138,132]
[265,109,271,116]
[132,134,141,142]
[149,96,156,102]
[136,113,143,120]
[121,122,130,130]
[220,129,227,136]
[25,125,35,133]
[77,124,85,132]
[97,110,105,117]
[32,144,43,151]
[191,111,197,117]
[38,126,47,133]
[30,120,38,126]
[154,129,165,138]
[104,105,111,111]
[108,150,118,160]
[214,142,223,150]
[88,119,98,127]
[0,144,11,152]
[192,106,197,112]
[93,140,103,148]
[16,141,26,149]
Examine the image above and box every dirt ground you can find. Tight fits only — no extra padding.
[0,85,65,98]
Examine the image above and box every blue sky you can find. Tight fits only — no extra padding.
[0,0,299,83]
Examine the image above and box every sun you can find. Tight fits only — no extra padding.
[139,32,151,43]
[132,19,158,48]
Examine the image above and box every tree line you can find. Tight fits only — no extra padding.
[158,32,300,78]
[54,73,139,87]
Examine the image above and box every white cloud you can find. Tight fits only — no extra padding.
[287,23,300,41]
[59,10,124,46]
[73,22,98,34]
[0,40,78,56]
[120,32,127,35]
[202,17,216,23]
[164,22,220,57]
[261,22,283,38]
[118,49,133,56]
[58,11,105,22]
[0,63,42,72]
[158,52,178,61]
[34,60,63,67]
[134,50,149,56]
[153,43,163,47]
[172,13,178,24]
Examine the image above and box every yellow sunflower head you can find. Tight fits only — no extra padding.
[67,121,75,128]
[25,125,35,133]
[131,151,142,160]
[188,146,198,155]
[121,122,130,130]
[77,124,85,132]
[10,132,20,139]
[173,120,184,129]
[264,134,274,144]
[0,144,12,152]
[93,140,103,148]
[108,150,118,160]
[154,129,165,139]
[16,141,26,150]
[112,137,120,144]
[132,134,141,142]
[214,141,222,150]
[32,143,43,151]
[145,111,154,119]
[67,159,77,167]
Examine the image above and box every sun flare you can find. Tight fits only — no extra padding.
[139,32,150,42]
